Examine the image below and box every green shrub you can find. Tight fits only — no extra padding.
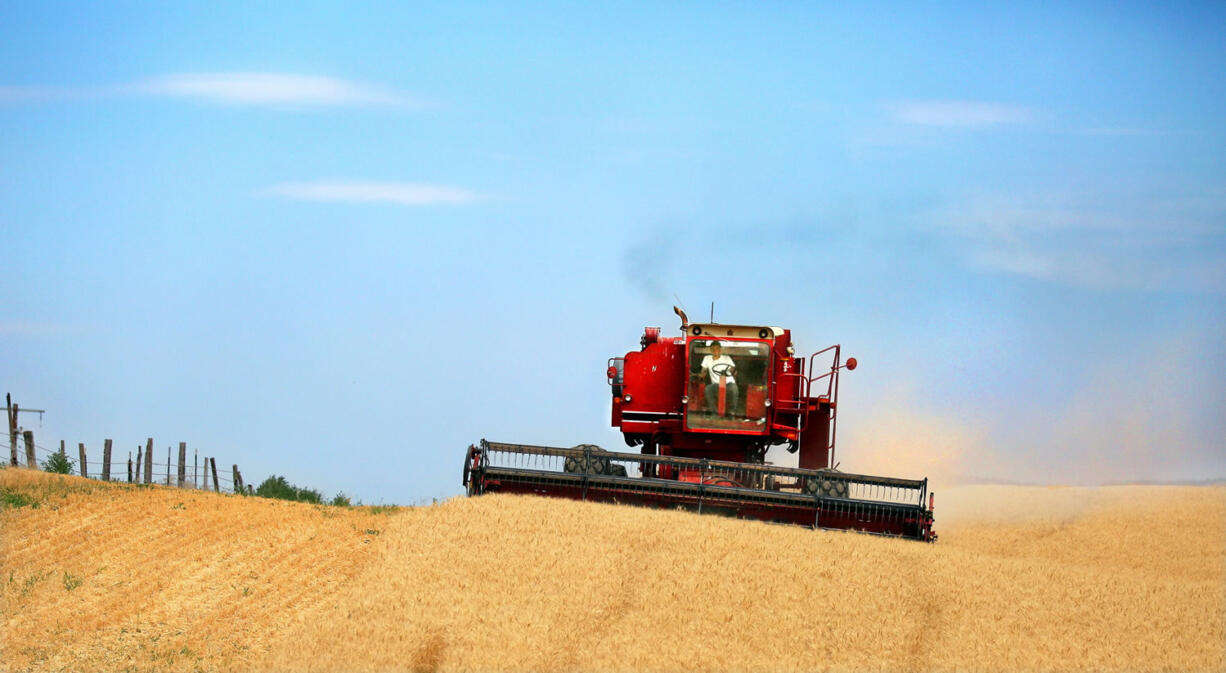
[42,452,75,475]
[254,475,323,504]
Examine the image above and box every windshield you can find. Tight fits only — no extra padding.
[687,339,770,432]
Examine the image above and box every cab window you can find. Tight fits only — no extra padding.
[686,339,769,431]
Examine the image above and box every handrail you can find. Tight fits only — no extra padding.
[806,344,841,398]
[772,353,811,432]
[804,344,844,467]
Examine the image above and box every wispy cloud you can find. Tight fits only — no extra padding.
[888,100,1038,127]
[135,73,417,107]
[935,193,1226,292]
[1,73,421,108]
[261,181,484,206]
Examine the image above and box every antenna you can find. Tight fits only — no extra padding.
[710,302,714,323]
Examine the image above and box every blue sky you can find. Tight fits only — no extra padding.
[3,2,1223,502]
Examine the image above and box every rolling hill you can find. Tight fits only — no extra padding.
[2,468,1222,672]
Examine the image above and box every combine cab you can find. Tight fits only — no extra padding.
[463,308,936,541]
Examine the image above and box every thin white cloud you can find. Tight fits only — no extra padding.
[888,100,1038,127]
[135,73,416,107]
[966,249,1056,281]
[935,193,1226,292]
[262,181,484,206]
[1,73,421,108]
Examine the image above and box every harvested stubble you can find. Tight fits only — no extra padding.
[2,469,1223,673]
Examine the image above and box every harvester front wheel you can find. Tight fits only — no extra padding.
[804,473,849,499]
[565,445,612,475]
[587,455,610,475]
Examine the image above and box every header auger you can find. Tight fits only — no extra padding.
[462,309,936,541]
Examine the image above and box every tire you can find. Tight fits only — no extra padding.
[820,479,848,498]
[588,456,610,475]
[568,445,606,474]
[805,471,848,498]
[566,455,609,474]
[564,455,583,473]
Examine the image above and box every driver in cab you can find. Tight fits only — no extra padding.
[700,341,738,415]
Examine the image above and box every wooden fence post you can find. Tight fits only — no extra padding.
[210,457,220,492]
[135,445,142,481]
[128,452,133,483]
[23,430,36,469]
[232,464,243,493]
[177,443,186,487]
[102,439,112,481]
[143,438,153,484]
[59,439,66,457]
[79,443,88,478]
[7,395,16,466]
[194,451,199,488]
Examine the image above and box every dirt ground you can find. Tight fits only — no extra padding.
[2,468,1223,672]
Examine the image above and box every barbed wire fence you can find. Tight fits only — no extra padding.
[9,430,251,495]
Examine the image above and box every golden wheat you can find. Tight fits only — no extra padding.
[1,469,397,672]
[2,468,1223,672]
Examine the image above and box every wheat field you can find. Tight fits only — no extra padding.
[1,468,1223,672]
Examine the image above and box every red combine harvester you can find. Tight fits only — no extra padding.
[463,308,936,541]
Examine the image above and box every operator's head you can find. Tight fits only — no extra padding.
[710,341,722,355]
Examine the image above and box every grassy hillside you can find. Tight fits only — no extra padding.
[2,468,1223,672]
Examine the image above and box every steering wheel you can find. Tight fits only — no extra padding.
[710,362,736,378]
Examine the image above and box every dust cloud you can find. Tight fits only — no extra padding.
[837,384,983,490]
